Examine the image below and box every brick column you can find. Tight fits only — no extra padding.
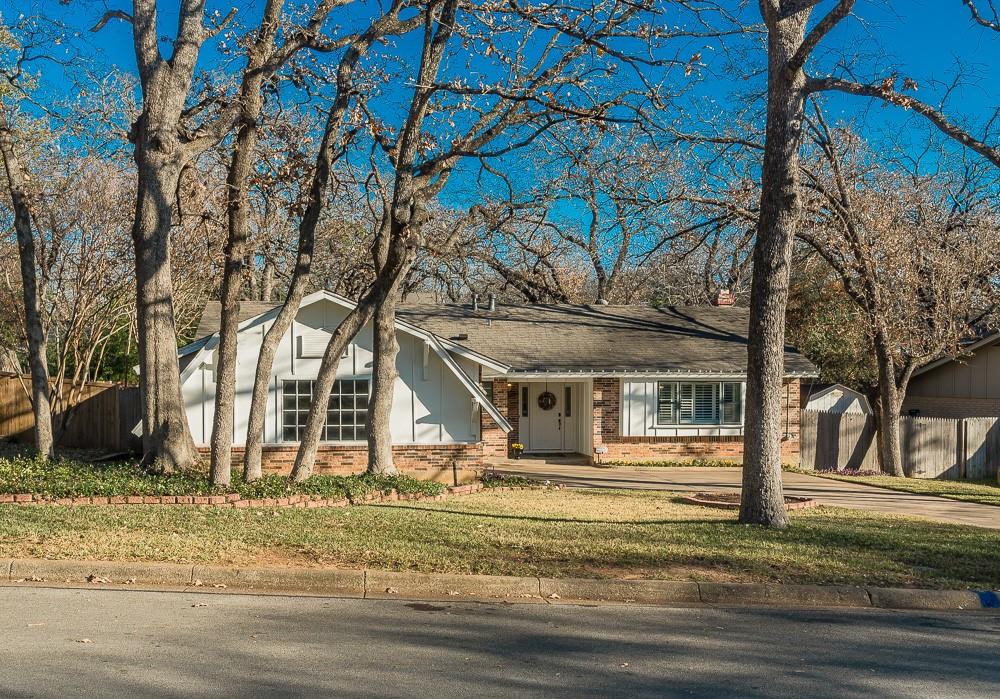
[780,378,802,465]
[592,378,621,449]
[481,378,518,458]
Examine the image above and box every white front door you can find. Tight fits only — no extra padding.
[528,383,568,452]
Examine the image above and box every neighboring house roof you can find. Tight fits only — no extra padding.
[913,331,1000,377]
[190,298,817,378]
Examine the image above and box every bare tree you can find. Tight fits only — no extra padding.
[210,0,345,486]
[290,0,678,479]
[798,114,1000,477]
[0,19,54,458]
[743,0,1000,524]
[0,110,53,458]
[241,1,423,481]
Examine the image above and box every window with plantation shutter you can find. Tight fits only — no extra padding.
[692,383,718,423]
[655,381,743,426]
[656,382,676,424]
[721,382,742,424]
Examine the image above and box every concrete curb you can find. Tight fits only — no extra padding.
[2,558,997,612]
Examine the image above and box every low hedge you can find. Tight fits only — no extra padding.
[0,455,446,500]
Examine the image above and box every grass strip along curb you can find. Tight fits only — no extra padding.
[3,558,998,612]
[0,482,546,508]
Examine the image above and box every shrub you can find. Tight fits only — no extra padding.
[0,456,446,499]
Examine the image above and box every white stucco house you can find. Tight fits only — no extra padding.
[178,290,816,479]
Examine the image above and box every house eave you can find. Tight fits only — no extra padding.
[505,369,818,380]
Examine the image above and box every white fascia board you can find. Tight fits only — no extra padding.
[425,334,511,432]
[435,338,510,374]
[177,290,507,374]
[507,370,818,380]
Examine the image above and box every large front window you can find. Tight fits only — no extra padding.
[282,379,369,442]
[656,381,743,426]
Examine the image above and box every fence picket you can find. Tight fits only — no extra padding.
[800,408,999,480]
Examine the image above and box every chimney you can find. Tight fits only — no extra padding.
[712,289,736,307]
[472,293,480,312]
[487,293,496,312]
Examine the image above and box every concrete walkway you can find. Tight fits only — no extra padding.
[492,461,1000,529]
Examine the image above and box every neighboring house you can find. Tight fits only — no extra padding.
[180,291,816,479]
[803,383,872,414]
[904,332,1000,418]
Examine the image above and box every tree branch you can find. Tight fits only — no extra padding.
[805,75,1000,167]
[89,10,133,33]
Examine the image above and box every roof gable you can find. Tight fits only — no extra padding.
[188,296,817,378]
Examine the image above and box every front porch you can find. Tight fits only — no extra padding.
[482,378,595,462]
[480,376,803,466]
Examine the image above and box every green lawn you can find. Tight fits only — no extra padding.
[1,488,997,590]
[808,472,1000,507]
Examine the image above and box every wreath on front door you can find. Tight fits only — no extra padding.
[537,391,557,411]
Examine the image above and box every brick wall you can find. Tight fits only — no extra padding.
[211,443,484,484]
[592,377,803,465]
[481,379,520,458]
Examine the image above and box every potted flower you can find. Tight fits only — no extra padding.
[511,443,524,459]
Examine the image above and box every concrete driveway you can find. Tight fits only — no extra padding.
[492,462,1000,529]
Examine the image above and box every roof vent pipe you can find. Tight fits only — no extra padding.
[488,293,496,312]
[473,293,479,311]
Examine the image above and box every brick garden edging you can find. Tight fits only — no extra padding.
[678,492,819,511]
[0,482,539,509]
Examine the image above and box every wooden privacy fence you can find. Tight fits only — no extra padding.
[800,409,1000,480]
[0,373,141,452]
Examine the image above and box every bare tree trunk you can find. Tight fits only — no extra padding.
[0,118,54,459]
[241,107,342,480]
[877,390,904,478]
[260,262,274,302]
[132,152,198,472]
[367,295,401,475]
[873,337,905,477]
[740,7,813,529]
[241,7,411,479]
[289,302,375,481]
[210,0,285,487]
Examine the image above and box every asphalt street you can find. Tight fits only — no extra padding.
[1,586,998,698]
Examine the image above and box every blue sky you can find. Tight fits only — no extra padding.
[4,0,998,231]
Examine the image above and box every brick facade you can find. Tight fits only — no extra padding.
[592,377,802,465]
[480,376,803,465]
[208,443,484,484]
[482,379,518,458]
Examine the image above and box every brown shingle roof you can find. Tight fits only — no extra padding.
[192,300,817,376]
[396,303,815,375]
[193,301,281,342]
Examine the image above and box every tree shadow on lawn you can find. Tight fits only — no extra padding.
[363,502,729,527]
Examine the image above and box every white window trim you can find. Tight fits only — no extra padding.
[278,375,372,444]
[654,380,745,428]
